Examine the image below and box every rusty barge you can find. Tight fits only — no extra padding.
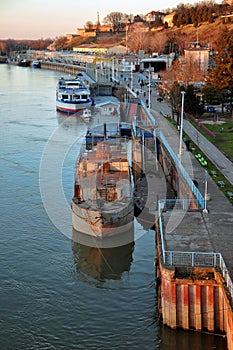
[71,123,134,237]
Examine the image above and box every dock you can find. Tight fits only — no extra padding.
[150,111,233,350]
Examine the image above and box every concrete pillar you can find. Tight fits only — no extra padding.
[227,308,233,350]
[181,284,189,329]
[194,285,202,330]
[170,283,177,328]
[206,285,215,332]
[188,285,194,328]
[161,278,170,326]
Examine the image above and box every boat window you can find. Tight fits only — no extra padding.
[62,94,69,100]
[67,82,79,87]
[73,95,80,99]
[82,94,88,99]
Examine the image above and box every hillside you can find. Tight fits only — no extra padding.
[170,18,233,47]
[75,18,233,52]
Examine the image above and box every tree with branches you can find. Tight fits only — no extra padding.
[205,27,233,113]
[103,12,128,33]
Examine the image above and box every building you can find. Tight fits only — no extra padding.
[66,34,78,42]
[95,100,120,117]
[77,23,115,37]
[73,44,108,54]
[73,43,127,56]
[140,54,175,72]
[108,45,127,55]
[184,45,209,73]
[145,11,166,23]
[163,12,176,27]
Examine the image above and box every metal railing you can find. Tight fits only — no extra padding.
[158,199,233,301]
[164,251,220,267]
[159,198,201,210]
[158,131,205,209]
[140,100,156,126]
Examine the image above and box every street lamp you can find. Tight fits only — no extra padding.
[130,62,133,90]
[203,170,208,214]
[178,91,186,161]
[148,71,151,110]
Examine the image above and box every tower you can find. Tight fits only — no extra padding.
[97,12,100,27]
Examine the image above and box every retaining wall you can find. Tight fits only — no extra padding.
[155,232,233,350]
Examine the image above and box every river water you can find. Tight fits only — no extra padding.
[0,64,227,349]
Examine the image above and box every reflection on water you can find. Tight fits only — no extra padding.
[159,324,227,350]
[72,240,134,282]
[72,229,135,281]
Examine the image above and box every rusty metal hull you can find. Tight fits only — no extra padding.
[72,138,134,238]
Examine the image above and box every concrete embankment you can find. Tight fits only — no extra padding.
[40,61,86,75]
[151,110,233,350]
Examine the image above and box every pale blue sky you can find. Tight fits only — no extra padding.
[1,0,222,39]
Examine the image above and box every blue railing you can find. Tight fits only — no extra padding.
[140,99,156,126]
[129,98,204,208]
[158,131,205,209]
[158,199,233,301]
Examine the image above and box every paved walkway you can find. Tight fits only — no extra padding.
[149,92,233,186]
[137,91,233,286]
[183,120,233,185]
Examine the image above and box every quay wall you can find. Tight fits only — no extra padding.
[7,60,86,75]
[40,61,85,75]
[155,229,233,350]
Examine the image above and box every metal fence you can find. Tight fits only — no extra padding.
[140,100,156,127]
[159,198,201,210]
[158,199,233,301]
[158,131,205,209]
[164,251,220,267]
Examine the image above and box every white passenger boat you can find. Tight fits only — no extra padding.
[56,75,92,113]
[32,60,41,68]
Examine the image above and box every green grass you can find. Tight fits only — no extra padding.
[202,121,233,161]
[164,114,233,205]
[188,139,233,206]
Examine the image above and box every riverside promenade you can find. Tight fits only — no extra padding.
[154,96,233,187]
[147,102,233,349]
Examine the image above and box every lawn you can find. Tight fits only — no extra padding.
[188,115,233,162]
[203,120,233,161]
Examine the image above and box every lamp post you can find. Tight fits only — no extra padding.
[130,62,133,90]
[112,58,114,81]
[148,71,151,110]
[178,91,186,161]
[203,170,208,214]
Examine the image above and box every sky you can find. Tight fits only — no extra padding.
[1,0,222,40]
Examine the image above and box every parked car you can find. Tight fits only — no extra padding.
[147,82,157,88]
[206,105,216,112]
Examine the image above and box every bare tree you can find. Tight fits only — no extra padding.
[149,32,167,55]
[53,36,69,50]
[85,21,93,29]
[103,12,128,33]
[127,31,150,53]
